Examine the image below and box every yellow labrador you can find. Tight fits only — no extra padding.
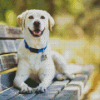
[14,9,75,93]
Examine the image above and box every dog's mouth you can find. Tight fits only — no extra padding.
[28,28,45,37]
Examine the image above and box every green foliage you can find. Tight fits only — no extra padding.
[0,0,99,39]
[28,0,48,10]
[5,10,17,26]
[68,0,85,15]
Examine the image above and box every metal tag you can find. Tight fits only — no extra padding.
[41,54,47,61]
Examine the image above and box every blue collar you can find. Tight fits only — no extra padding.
[24,40,47,53]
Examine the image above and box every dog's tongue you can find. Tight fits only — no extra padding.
[33,29,41,35]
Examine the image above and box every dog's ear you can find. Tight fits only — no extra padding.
[47,13,55,31]
[17,10,28,30]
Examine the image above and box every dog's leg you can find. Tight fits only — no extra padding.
[35,64,55,93]
[52,51,75,80]
[35,74,54,93]
[14,60,33,93]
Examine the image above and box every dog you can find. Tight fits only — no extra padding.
[14,9,76,94]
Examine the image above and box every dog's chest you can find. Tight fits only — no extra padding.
[28,53,47,71]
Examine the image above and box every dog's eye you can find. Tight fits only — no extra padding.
[41,16,45,19]
[29,16,34,19]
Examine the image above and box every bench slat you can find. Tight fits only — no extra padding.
[0,74,38,93]
[0,54,17,71]
[30,80,69,100]
[54,65,94,100]
[0,72,15,92]
[0,25,23,38]
[5,79,39,100]
[0,87,19,100]
[54,75,88,100]
[0,40,22,54]
[8,80,69,100]
[0,66,94,99]
[10,91,36,100]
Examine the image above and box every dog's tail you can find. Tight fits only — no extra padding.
[52,51,94,74]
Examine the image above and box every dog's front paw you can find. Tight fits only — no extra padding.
[35,84,47,93]
[19,83,33,94]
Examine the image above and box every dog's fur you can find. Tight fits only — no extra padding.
[14,9,77,93]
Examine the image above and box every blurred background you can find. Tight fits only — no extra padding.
[0,0,100,99]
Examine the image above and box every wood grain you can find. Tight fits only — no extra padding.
[0,40,22,54]
[0,72,15,92]
[4,80,69,100]
[0,87,19,99]
[54,65,94,100]
[0,54,18,71]
[0,25,24,38]
[0,65,94,100]
[31,81,69,100]
[54,75,88,100]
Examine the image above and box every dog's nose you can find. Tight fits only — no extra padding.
[34,21,40,28]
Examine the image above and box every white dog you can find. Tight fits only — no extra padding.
[14,9,76,94]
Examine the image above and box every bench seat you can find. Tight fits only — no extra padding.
[0,25,94,100]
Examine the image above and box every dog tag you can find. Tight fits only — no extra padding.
[41,54,47,61]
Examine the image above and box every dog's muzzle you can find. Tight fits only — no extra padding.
[28,28,45,37]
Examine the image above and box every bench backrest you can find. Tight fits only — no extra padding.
[0,25,23,92]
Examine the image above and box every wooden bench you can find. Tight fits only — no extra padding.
[0,25,94,100]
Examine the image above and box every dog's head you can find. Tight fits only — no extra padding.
[17,9,54,38]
